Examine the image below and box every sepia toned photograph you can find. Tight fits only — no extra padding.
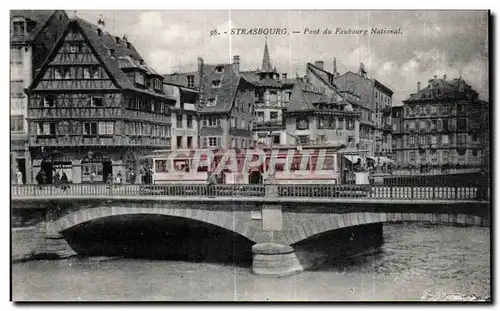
[10,9,491,302]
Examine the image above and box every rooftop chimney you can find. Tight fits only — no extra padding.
[434,75,437,80]
[115,36,120,44]
[315,61,324,70]
[97,14,106,34]
[233,55,240,74]
[443,74,447,81]
[282,73,287,80]
[417,81,421,92]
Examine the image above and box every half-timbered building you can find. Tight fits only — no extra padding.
[26,17,175,184]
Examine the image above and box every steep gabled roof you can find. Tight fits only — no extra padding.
[286,78,320,112]
[198,63,241,114]
[29,17,173,100]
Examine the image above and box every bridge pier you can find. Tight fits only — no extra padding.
[252,243,303,276]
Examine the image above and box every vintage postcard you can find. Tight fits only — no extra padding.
[10,9,490,302]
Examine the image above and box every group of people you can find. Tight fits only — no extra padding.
[35,169,70,190]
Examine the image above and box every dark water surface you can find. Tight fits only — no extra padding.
[12,223,490,301]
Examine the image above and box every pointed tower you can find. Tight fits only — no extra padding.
[259,37,278,80]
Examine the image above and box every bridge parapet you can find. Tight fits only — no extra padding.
[11,183,489,202]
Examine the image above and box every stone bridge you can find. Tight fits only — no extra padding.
[11,184,490,276]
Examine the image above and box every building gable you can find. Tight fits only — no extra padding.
[31,20,119,92]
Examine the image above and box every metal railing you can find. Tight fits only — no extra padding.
[10,183,489,201]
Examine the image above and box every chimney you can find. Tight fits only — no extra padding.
[417,81,421,92]
[443,74,447,81]
[115,36,120,44]
[314,61,324,70]
[232,55,240,74]
[197,57,205,107]
[282,73,287,80]
[434,75,437,80]
[97,14,106,33]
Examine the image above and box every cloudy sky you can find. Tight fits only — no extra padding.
[74,10,489,103]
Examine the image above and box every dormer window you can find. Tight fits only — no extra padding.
[69,44,82,53]
[12,19,26,37]
[207,96,217,107]
[215,65,224,73]
[187,75,195,88]
[212,80,221,88]
[135,71,145,85]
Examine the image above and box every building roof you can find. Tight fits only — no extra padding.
[287,78,340,112]
[405,76,478,102]
[197,63,242,114]
[30,17,173,101]
[337,71,394,96]
[10,10,55,42]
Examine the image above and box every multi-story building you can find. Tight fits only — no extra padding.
[390,103,404,162]
[10,10,69,183]
[396,75,489,172]
[240,40,294,146]
[26,16,175,184]
[164,56,256,149]
[335,64,393,156]
[283,62,361,148]
[163,82,199,149]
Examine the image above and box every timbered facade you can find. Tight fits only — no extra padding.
[27,17,175,184]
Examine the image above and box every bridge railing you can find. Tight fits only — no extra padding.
[10,183,489,201]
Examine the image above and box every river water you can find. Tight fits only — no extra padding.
[12,223,490,301]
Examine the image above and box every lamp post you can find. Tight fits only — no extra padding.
[88,150,93,184]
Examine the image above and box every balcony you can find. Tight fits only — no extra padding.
[255,120,284,130]
[382,124,392,134]
[381,106,392,115]
[29,135,171,149]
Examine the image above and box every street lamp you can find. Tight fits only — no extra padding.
[88,150,94,184]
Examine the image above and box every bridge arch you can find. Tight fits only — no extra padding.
[50,206,260,243]
[284,212,488,245]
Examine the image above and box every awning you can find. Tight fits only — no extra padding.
[344,155,363,163]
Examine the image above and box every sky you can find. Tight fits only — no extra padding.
[74,10,489,103]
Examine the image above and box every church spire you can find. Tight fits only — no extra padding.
[261,37,273,73]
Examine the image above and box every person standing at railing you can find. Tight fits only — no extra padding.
[207,172,217,197]
[16,169,23,185]
[60,172,69,191]
[116,172,123,185]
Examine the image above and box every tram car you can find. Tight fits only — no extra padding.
[149,145,370,186]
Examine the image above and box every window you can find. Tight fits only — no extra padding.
[441,104,449,114]
[201,116,220,127]
[12,21,25,36]
[257,112,264,122]
[296,117,309,130]
[458,133,467,144]
[83,122,98,135]
[318,117,327,129]
[176,115,183,128]
[43,95,57,107]
[10,81,24,97]
[207,97,217,107]
[176,136,183,148]
[431,135,437,144]
[471,134,477,142]
[187,115,193,128]
[83,68,91,79]
[437,119,443,131]
[409,151,416,161]
[409,121,415,130]
[135,71,145,85]
[69,44,82,53]
[442,151,449,162]
[187,75,195,88]
[338,118,344,130]
[90,96,103,107]
[430,105,437,115]
[98,122,114,135]
[409,136,415,146]
[10,116,23,132]
[270,111,278,121]
[441,134,449,145]
[208,137,219,147]
[458,104,466,114]
[212,80,221,88]
[37,122,56,136]
[215,65,224,73]
[419,135,426,145]
[457,118,467,130]
[347,119,355,130]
